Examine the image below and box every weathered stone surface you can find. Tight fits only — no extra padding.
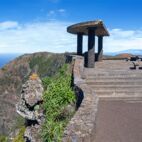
[24,125,42,142]
[21,78,43,107]
[67,20,109,36]
[16,75,44,142]
[16,76,44,122]
[73,56,85,85]
[16,99,36,120]
[83,60,142,142]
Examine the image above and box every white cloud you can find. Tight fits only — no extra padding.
[0,21,142,54]
[0,21,19,30]
[47,10,56,16]
[0,20,76,53]
[104,29,142,52]
[47,9,66,18]
[58,9,66,13]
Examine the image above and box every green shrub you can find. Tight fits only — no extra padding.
[42,64,75,142]
[12,127,25,142]
[11,116,25,132]
[29,54,65,77]
[0,134,7,142]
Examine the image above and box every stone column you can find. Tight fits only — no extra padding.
[77,33,83,55]
[87,28,96,68]
[97,36,103,61]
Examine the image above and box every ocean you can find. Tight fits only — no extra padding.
[0,53,22,68]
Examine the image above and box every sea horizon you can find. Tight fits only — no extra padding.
[0,53,22,68]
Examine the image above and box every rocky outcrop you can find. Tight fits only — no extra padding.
[16,74,44,142]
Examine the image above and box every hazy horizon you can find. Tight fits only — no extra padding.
[1,48,142,68]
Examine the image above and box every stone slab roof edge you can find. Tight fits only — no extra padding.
[67,20,110,36]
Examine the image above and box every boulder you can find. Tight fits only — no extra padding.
[16,74,44,142]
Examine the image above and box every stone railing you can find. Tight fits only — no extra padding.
[63,56,99,142]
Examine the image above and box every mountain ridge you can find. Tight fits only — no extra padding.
[105,49,142,56]
[0,52,68,137]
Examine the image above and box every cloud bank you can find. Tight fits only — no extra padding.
[0,21,76,53]
[0,20,142,53]
[105,29,142,52]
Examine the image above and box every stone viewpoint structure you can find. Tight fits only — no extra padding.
[63,56,142,142]
[14,20,142,142]
[67,20,109,68]
[64,21,142,142]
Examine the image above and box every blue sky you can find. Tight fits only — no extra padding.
[0,0,142,53]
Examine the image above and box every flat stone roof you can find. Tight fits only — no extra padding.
[67,20,109,36]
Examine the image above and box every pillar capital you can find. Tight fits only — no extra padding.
[87,27,97,31]
[77,32,84,35]
[98,35,103,38]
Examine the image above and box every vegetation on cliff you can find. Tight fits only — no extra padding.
[42,64,76,142]
[0,52,67,138]
[0,134,8,142]
[12,127,25,142]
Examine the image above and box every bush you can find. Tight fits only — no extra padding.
[11,116,25,132]
[42,64,76,142]
[12,127,25,142]
[0,134,7,142]
[29,54,65,77]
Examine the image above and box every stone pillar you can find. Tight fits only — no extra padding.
[77,33,83,55]
[87,28,96,68]
[98,36,103,61]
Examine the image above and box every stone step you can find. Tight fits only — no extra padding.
[98,96,142,101]
[93,69,142,72]
[86,69,142,73]
[91,86,142,91]
[88,83,142,88]
[88,83,142,89]
[93,90,142,96]
[87,72,142,76]
[85,71,142,75]
[84,68,140,72]
[86,76,142,80]
[86,81,142,85]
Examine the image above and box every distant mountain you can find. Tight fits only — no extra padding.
[105,49,142,56]
[115,53,133,59]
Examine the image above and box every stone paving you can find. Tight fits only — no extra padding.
[95,100,142,142]
[84,60,142,142]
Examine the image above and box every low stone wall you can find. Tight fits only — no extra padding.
[63,56,99,142]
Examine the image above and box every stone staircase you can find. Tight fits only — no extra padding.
[83,60,142,142]
[85,68,142,100]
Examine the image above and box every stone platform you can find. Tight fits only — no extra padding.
[95,100,142,142]
[84,60,142,142]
